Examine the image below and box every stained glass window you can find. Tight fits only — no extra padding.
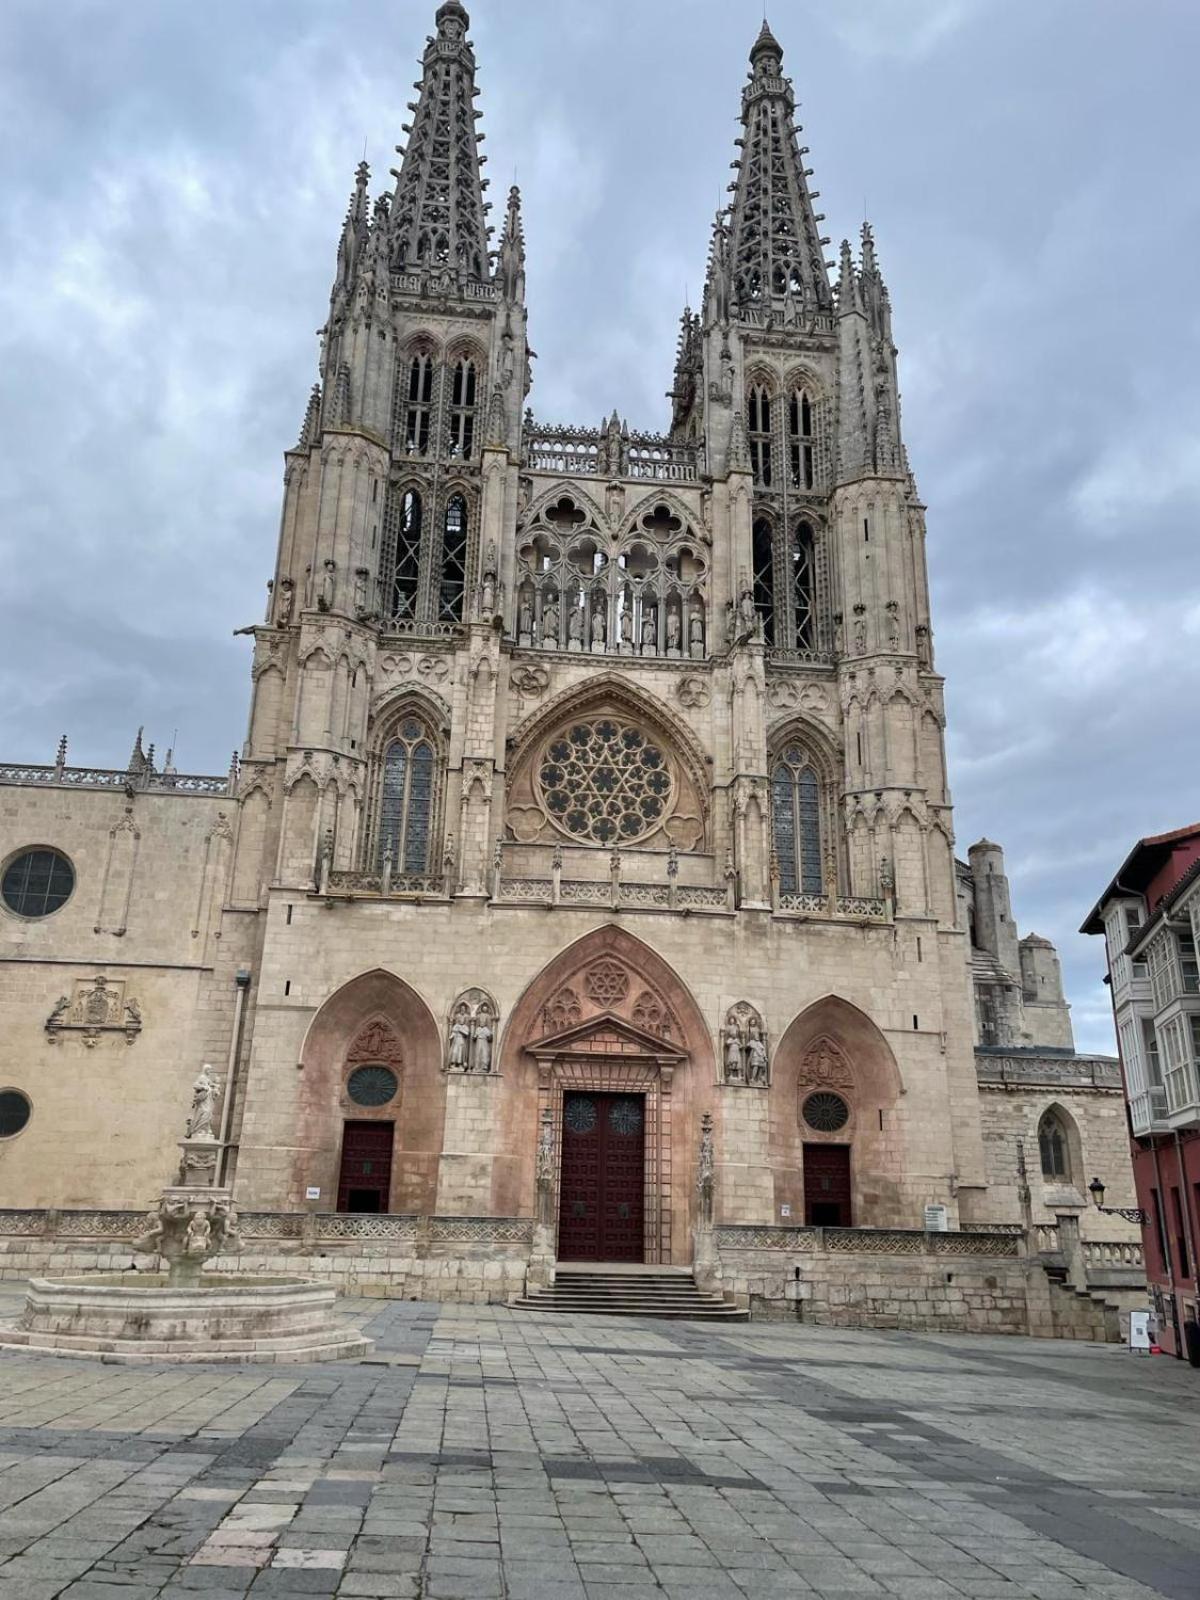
[347,1066,399,1107]
[2,848,74,918]
[378,717,436,873]
[771,747,823,894]
[536,719,674,847]
[439,494,468,621]
[0,1090,30,1138]
[1038,1112,1069,1180]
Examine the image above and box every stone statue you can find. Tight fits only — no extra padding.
[879,855,895,897]
[738,588,757,636]
[666,610,681,651]
[481,546,497,615]
[542,597,559,642]
[186,1065,221,1142]
[448,1007,471,1070]
[132,1206,164,1256]
[519,597,533,637]
[697,1112,715,1224]
[568,605,584,644]
[184,1212,212,1259]
[319,559,336,612]
[275,579,295,626]
[536,1110,554,1189]
[620,607,633,645]
[641,608,657,650]
[471,1018,493,1074]
[590,607,605,648]
[46,995,70,1030]
[689,611,704,650]
[853,611,867,653]
[724,1028,744,1083]
[746,1030,769,1086]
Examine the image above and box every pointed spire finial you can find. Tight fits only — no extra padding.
[496,184,526,301]
[127,727,146,775]
[750,18,784,71]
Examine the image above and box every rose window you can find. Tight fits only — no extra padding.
[803,1091,850,1133]
[584,960,630,1006]
[536,718,674,845]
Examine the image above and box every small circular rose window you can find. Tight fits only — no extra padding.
[347,1066,399,1107]
[803,1091,850,1133]
[536,719,674,846]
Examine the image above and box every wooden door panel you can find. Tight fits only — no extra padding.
[558,1092,645,1262]
[337,1120,394,1214]
[803,1142,851,1227]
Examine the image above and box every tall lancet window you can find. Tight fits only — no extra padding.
[752,518,776,646]
[404,354,434,456]
[447,359,477,460]
[771,745,823,895]
[792,521,815,649]
[788,388,815,490]
[747,386,773,487]
[439,494,469,621]
[388,489,423,621]
[378,717,436,874]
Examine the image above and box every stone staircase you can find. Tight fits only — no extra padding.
[512,1265,749,1321]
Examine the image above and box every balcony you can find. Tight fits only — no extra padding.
[523,417,703,483]
[1164,1058,1200,1128]
[1129,1085,1170,1136]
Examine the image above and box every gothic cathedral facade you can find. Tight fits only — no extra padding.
[1,6,1134,1308]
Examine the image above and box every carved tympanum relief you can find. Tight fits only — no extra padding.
[45,976,142,1046]
[720,1002,769,1086]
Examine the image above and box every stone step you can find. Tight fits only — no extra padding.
[511,1297,748,1321]
[513,1272,749,1322]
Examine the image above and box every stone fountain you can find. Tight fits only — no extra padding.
[0,1066,370,1364]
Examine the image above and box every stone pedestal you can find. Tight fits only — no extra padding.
[436,1071,503,1213]
[716,1084,775,1225]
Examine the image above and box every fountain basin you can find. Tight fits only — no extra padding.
[0,1275,372,1364]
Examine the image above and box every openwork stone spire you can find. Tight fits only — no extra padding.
[836,222,907,481]
[389,1,490,282]
[333,160,370,301]
[496,184,526,302]
[726,21,832,315]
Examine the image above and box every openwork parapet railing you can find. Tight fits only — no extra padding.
[326,869,447,900]
[776,891,889,922]
[0,762,233,796]
[713,1224,1022,1258]
[0,1210,533,1249]
[496,875,731,913]
[524,418,703,483]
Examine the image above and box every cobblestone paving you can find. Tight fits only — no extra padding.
[0,1283,1197,1600]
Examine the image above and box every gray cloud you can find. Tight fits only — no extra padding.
[2,0,1198,1050]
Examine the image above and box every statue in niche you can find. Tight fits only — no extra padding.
[318,559,336,613]
[721,1004,769,1087]
[446,991,499,1074]
[879,855,895,898]
[689,611,704,653]
[471,1018,493,1074]
[641,607,657,651]
[568,605,584,645]
[275,579,295,626]
[737,588,758,638]
[619,607,634,646]
[723,1029,744,1084]
[480,544,498,615]
[519,596,533,638]
[354,568,369,616]
[542,596,559,644]
[853,611,867,653]
[666,609,681,652]
[186,1064,221,1141]
[886,600,900,652]
[746,1022,769,1086]
[590,607,606,649]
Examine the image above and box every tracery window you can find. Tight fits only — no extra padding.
[747,386,772,486]
[537,719,674,847]
[376,716,436,873]
[788,388,815,490]
[403,355,434,456]
[792,521,815,648]
[752,518,775,646]
[438,494,468,621]
[447,359,477,460]
[388,489,422,620]
[771,746,822,895]
[1037,1110,1070,1181]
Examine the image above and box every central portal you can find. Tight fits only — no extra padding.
[558,1091,646,1262]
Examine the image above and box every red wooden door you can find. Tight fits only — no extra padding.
[804,1143,852,1226]
[558,1092,645,1262]
[337,1120,394,1213]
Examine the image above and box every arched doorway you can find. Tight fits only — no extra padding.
[499,928,714,1264]
[771,995,905,1229]
[296,969,444,1214]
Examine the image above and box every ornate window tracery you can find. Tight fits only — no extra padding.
[771,745,823,894]
[447,358,477,460]
[403,354,435,456]
[1038,1109,1071,1181]
[537,719,674,847]
[752,517,775,645]
[747,385,773,486]
[438,494,469,621]
[792,521,815,648]
[788,388,815,491]
[388,489,423,621]
[373,714,438,873]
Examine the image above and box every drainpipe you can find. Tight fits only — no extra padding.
[1150,1138,1179,1356]
[217,968,253,1189]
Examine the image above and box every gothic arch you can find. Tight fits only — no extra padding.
[494,926,716,1262]
[296,968,445,1214]
[771,995,907,1227]
[518,480,608,533]
[368,686,452,744]
[619,488,703,544]
[361,694,446,874]
[781,361,828,399]
[1036,1101,1082,1188]
[766,712,842,776]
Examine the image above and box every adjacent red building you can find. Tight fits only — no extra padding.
[1083,824,1200,1362]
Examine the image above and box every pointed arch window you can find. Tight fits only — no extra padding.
[447,358,477,460]
[1038,1110,1071,1181]
[747,386,773,487]
[404,355,434,456]
[771,745,823,895]
[788,388,815,491]
[386,489,423,621]
[792,521,815,649]
[752,518,775,646]
[377,716,436,874]
[438,494,468,621]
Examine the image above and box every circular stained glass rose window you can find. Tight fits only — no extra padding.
[564,1097,597,1135]
[347,1066,399,1107]
[608,1098,643,1136]
[803,1091,850,1133]
[536,719,675,846]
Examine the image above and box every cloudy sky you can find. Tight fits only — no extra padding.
[2,0,1198,1050]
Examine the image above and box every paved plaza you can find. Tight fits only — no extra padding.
[0,1284,1196,1600]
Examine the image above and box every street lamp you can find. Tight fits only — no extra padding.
[1088,1176,1148,1226]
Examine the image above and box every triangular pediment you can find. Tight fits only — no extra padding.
[528,1009,686,1062]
